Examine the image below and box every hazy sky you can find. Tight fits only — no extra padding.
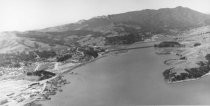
[0,0,210,32]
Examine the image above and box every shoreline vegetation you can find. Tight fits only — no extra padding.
[154,41,184,48]
[163,63,210,83]
[166,72,210,84]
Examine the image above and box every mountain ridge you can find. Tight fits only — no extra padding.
[0,6,210,53]
[41,6,210,32]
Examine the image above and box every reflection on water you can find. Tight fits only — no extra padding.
[40,43,210,105]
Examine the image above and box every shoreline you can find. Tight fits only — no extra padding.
[59,44,153,76]
[58,54,109,77]
[23,43,154,105]
[0,42,164,106]
[167,72,210,84]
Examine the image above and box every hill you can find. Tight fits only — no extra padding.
[0,6,209,54]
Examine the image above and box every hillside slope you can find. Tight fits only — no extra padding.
[1,6,210,53]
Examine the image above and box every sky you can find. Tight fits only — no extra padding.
[0,0,210,32]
